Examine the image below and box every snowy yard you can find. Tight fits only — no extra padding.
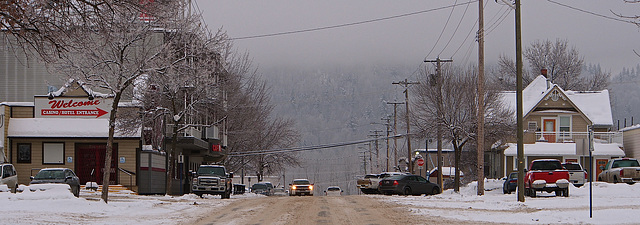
[1,180,640,224]
[375,179,640,224]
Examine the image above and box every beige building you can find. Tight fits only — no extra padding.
[1,80,142,190]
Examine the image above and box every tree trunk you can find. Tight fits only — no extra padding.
[101,93,122,203]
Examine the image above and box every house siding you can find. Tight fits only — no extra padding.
[623,127,640,158]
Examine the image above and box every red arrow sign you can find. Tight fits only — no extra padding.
[41,108,108,118]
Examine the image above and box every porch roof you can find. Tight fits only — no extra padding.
[504,142,624,157]
[7,118,140,138]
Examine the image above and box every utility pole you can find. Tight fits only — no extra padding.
[425,57,453,188]
[369,130,383,173]
[382,117,391,172]
[515,0,525,203]
[477,0,486,196]
[392,79,420,174]
[387,101,404,171]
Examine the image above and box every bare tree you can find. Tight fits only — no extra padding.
[48,1,189,203]
[497,39,608,91]
[412,65,514,192]
[223,53,300,181]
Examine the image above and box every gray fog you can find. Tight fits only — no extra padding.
[196,0,639,73]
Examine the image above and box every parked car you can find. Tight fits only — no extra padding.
[598,158,640,184]
[251,183,272,195]
[378,174,440,196]
[503,172,518,194]
[29,168,81,197]
[289,179,313,196]
[0,163,18,193]
[324,186,343,196]
[524,159,570,197]
[357,172,405,194]
[562,162,587,187]
[272,187,288,196]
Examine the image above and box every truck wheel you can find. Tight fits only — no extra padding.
[555,190,562,196]
[563,188,569,197]
[196,193,203,198]
[530,189,536,198]
[613,176,618,184]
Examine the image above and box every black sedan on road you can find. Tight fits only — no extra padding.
[503,172,518,194]
[378,174,440,196]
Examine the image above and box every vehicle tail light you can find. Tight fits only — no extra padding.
[379,181,382,186]
[393,180,399,186]
[510,180,517,183]
[620,170,624,177]
[585,172,588,179]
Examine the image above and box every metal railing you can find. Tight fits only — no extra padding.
[118,168,136,188]
[533,131,622,144]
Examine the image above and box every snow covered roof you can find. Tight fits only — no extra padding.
[7,118,140,138]
[47,79,113,98]
[504,142,624,157]
[429,167,464,176]
[0,102,34,107]
[499,75,613,126]
[620,124,640,132]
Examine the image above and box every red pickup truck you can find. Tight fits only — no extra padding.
[524,159,570,197]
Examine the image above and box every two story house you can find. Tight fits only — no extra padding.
[499,73,624,180]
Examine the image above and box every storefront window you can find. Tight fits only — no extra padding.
[43,143,64,164]
[17,143,31,163]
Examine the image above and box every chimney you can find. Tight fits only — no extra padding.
[541,68,551,89]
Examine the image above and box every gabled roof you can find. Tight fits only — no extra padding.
[500,75,613,127]
[46,79,113,98]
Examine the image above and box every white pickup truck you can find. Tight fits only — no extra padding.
[356,172,404,194]
[562,162,587,187]
[598,158,640,184]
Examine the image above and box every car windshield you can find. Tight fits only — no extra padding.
[364,174,379,179]
[327,187,340,191]
[252,184,267,189]
[293,180,310,185]
[34,170,65,179]
[197,167,226,176]
[508,173,518,179]
[531,161,562,170]
[387,175,405,180]
[612,160,640,168]
[563,164,582,170]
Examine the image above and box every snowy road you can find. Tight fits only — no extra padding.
[190,195,486,225]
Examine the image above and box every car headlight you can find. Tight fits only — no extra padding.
[309,185,313,191]
[192,178,198,184]
[292,186,297,190]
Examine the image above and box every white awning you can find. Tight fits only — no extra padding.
[504,142,624,157]
[8,118,140,138]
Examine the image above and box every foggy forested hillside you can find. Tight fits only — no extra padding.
[261,62,640,194]
[262,64,418,193]
[610,65,640,129]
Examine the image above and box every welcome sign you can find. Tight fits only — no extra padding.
[35,97,113,119]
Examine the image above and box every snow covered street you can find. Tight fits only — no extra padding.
[2,180,640,224]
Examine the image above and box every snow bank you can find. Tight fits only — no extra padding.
[374,179,640,224]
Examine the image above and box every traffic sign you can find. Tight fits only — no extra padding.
[417,158,425,167]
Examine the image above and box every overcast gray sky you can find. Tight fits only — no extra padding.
[194,0,639,74]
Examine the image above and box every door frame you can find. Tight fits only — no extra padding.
[542,117,557,143]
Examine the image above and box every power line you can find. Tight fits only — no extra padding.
[228,134,407,156]
[229,1,479,40]
[438,0,474,56]
[546,0,636,25]
[424,0,459,59]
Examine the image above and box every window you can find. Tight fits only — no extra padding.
[43,143,64,164]
[17,143,31,163]
[559,116,571,138]
[528,121,538,131]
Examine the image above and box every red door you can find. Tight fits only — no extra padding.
[75,144,118,185]
[543,119,556,143]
